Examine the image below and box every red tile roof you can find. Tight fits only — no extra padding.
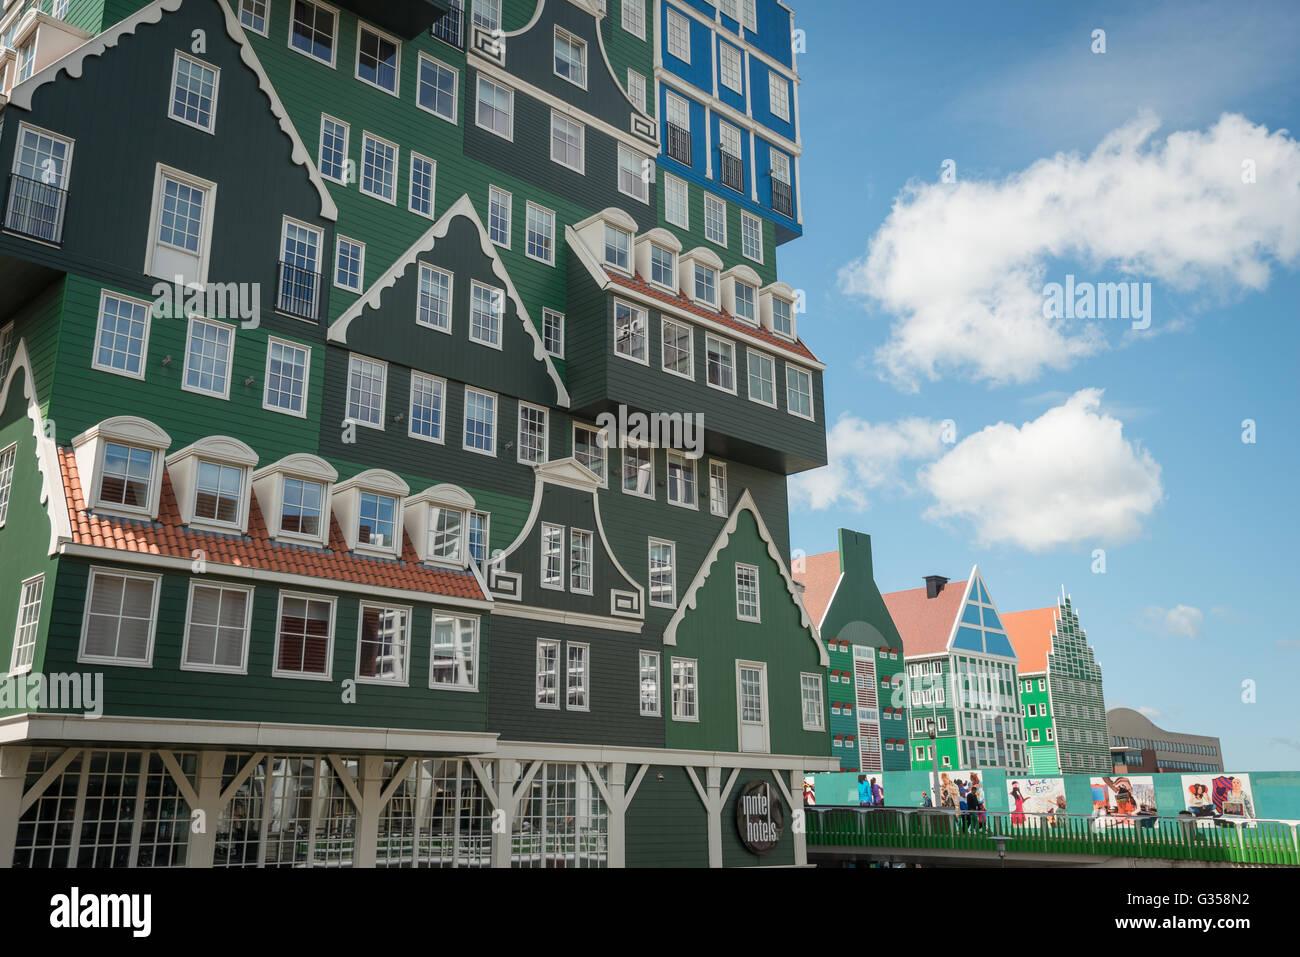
[605,270,822,364]
[881,581,968,658]
[793,549,840,627]
[1001,606,1059,674]
[57,448,486,602]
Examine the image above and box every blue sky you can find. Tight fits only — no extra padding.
[781,0,1300,769]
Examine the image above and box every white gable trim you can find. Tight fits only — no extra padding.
[0,339,73,555]
[663,489,825,665]
[329,193,569,408]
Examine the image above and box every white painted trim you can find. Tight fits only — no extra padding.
[76,566,163,669]
[271,590,337,682]
[180,314,235,401]
[168,49,220,135]
[353,600,413,687]
[353,20,401,99]
[329,194,569,407]
[663,490,825,667]
[179,578,254,675]
[490,603,644,634]
[89,288,151,382]
[0,339,71,553]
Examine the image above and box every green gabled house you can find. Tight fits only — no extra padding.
[794,529,911,774]
[0,0,833,869]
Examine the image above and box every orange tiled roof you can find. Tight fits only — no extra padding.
[605,270,821,364]
[57,448,486,602]
[793,549,841,628]
[881,581,968,658]
[1001,606,1059,675]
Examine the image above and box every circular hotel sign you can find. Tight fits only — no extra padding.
[736,780,784,854]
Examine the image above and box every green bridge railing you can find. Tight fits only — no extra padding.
[805,806,1300,866]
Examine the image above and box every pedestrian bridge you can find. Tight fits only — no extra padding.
[804,806,1300,867]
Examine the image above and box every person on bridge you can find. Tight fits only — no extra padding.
[919,792,933,808]
[1010,782,1028,826]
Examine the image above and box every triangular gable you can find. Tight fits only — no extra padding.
[947,564,1017,660]
[7,0,337,221]
[329,193,569,408]
[0,339,72,554]
[664,490,826,666]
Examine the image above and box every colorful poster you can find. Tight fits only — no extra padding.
[1006,777,1067,823]
[1089,775,1157,827]
[802,776,816,806]
[855,773,886,807]
[1183,773,1255,821]
[930,770,986,814]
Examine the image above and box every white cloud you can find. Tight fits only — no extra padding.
[1138,706,1164,721]
[918,389,1164,551]
[839,113,1300,390]
[1141,604,1205,639]
[791,414,950,511]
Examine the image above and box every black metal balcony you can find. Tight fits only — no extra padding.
[431,0,462,47]
[772,178,794,218]
[719,151,745,192]
[277,261,323,321]
[667,123,692,165]
[4,174,68,245]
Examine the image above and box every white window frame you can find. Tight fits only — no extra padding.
[474,74,514,141]
[735,562,760,622]
[462,386,498,456]
[664,173,689,229]
[741,211,763,263]
[144,164,216,286]
[536,638,561,710]
[487,186,512,247]
[77,567,162,669]
[786,364,815,421]
[566,641,590,711]
[801,673,825,731]
[671,656,698,722]
[569,527,594,595]
[416,263,453,333]
[704,193,727,246]
[572,422,607,486]
[317,113,349,185]
[525,201,556,266]
[169,51,220,135]
[768,71,790,122]
[359,131,399,205]
[271,591,337,681]
[416,52,459,124]
[542,309,565,358]
[91,290,152,381]
[354,601,412,686]
[181,315,235,401]
[649,243,676,291]
[660,316,695,380]
[287,0,339,69]
[517,401,549,466]
[718,42,742,93]
[705,334,737,395]
[708,460,728,516]
[553,26,587,90]
[333,235,365,292]
[262,337,310,418]
[408,371,447,444]
[550,110,585,174]
[621,440,654,500]
[239,0,270,36]
[627,69,646,112]
[180,580,254,675]
[665,450,697,510]
[8,574,44,676]
[618,144,650,204]
[469,281,504,349]
[648,538,676,608]
[613,299,649,365]
[0,443,16,529]
[541,522,565,591]
[622,0,645,39]
[430,614,480,692]
[604,224,632,273]
[345,353,387,429]
[746,349,776,408]
[408,152,437,220]
[666,7,690,63]
[355,23,401,97]
[640,650,660,717]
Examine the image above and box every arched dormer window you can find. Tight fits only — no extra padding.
[679,247,723,310]
[71,416,172,519]
[722,263,762,325]
[404,483,476,568]
[251,453,338,548]
[166,435,259,534]
[332,468,411,558]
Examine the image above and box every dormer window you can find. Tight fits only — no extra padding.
[694,263,718,307]
[332,469,410,557]
[72,416,171,519]
[650,244,675,289]
[404,484,476,567]
[604,224,631,272]
[773,297,794,338]
[167,437,258,532]
[735,282,757,323]
[252,454,338,548]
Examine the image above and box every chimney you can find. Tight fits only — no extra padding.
[924,575,949,599]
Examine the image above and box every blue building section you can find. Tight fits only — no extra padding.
[657,0,802,243]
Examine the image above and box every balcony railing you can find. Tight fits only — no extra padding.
[431,1,463,48]
[719,151,745,192]
[772,177,794,218]
[667,123,692,165]
[277,261,323,322]
[4,173,68,244]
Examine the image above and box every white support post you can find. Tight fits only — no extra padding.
[491,759,519,869]
[787,769,807,866]
[0,746,31,869]
[354,755,385,868]
[600,762,627,868]
[187,750,225,868]
[706,766,723,868]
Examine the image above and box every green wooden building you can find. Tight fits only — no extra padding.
[794,529,910,774]
[0,0,833,869]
